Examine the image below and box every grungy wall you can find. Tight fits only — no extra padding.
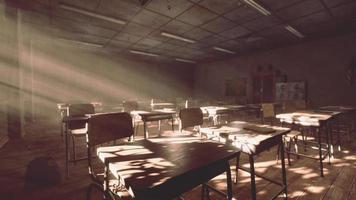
[195,32,356,107]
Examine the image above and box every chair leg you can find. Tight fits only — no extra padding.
[301,129,307,152]
[286,138,292,166]
[72,136,76,164]
[235,154,240,184]
[294,136,300,159]
[276,144,281,164]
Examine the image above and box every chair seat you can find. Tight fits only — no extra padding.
[69,128,88,135]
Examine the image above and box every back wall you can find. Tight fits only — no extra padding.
[194,32,356,107]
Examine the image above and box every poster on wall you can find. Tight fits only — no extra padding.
[275,81,306,101]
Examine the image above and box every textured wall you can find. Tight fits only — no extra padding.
[28,34,195,118]
[195,32,356,107]
[0,7,195,121]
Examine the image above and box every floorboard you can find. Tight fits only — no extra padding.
[0,118,355,200]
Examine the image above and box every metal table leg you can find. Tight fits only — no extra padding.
[226,162,233,200]
[144,121,148,139]
[249,155,257,200]
[171,117,174,132]
[317,127,324,177]
[280,136,288,199]
[65,122,69,178]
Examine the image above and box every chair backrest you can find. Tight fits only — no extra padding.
[87,112,133,147]
[179,108,203,130]
[261,103,275,118]
[68,103,95,129]
[261,103,275,125]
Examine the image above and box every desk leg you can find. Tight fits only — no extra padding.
[213,115,218,126]
[171,117,174,133]
[318,127,324,177]
[249,155,257,200]
[336,118,341,151]
[65,122,69,178]
[235,155,240,184]
[329,121,334,159]
[226,162,233,200]
[60,116,64,140]
[144,121,148,139]
[326,123,332,164]
[280,137,288,199]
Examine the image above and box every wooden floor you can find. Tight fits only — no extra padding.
[0,117,355,200]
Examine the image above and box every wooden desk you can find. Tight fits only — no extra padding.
[138,110,175,139]
[200,122,290,200]
[319,106,356,113]
[201,106,232,125]
[62,115,90,178]
[151,102,175,110]
[319,106,356,150]
[200,105,261,125]
[97,136,240,200]
[276,110,340,177]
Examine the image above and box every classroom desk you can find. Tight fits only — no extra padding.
[319,106,356,150]
[201,105,261,125]
[62,115,90,178]
[138,110,176,139]
[96,136,240,200]
[319,106,356,113]
[276,110,341,177]
[200,106,233,125]
[200,121,290,200]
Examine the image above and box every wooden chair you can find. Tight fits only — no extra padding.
[261,103,275,125]
[86,112,134,200]
[179,108,236,199]
[123,100,138,133]
[67,103,95,163]
[179,108,203,134]
[261,103,301,166]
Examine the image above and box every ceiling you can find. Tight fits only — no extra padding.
[5,0,356,64]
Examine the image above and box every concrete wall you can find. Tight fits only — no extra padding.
[26,27,195,119]
[195,32,356,107]
[0,5,195,136]
[29,34,194,116]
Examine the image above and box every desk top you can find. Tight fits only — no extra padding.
[97,136,239,199]
[319,106,356,113]
[151,102,175,106]
[138,110,175,118]
[200,104,260,115]
[62,115,90,123]
[276,110,340,126]
[200,121,290,155]
[200,106,235,115]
